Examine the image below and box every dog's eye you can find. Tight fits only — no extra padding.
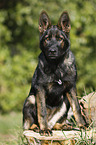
[46,37,50,41]
[45,35,51,41]
[59,38,63,41]
[56,37,63,41]
[56,34,64,41]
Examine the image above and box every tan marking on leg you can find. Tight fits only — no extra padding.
[30,124,38,130]
[36,88,48,130]
[66,91,85,127]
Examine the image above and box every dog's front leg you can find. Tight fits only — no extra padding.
[66,87,87,128]
[36,87,52,136]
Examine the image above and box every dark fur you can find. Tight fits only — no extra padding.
[23,11,86,136]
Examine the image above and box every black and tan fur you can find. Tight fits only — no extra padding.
[23,11,87,136]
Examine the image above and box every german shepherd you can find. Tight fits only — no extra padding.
[23,11,86,136]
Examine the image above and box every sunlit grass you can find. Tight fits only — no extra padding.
[0,112,23,144]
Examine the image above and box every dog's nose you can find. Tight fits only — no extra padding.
[50,49,56,54]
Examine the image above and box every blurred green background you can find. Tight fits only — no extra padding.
[0,0,96,144]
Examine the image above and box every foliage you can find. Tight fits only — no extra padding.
[0,0,96,112]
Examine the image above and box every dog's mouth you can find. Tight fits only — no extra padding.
[48,54,58,59]
[48,51,58,59]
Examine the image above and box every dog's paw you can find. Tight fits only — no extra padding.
[30,124,39,132]
[62,124,73,130]
[39,129,53,136]
[78,123,89,130]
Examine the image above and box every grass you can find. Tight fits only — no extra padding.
[0,112,26,145]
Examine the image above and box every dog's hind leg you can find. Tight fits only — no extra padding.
[23,95,38,131]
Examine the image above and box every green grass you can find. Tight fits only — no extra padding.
[0,112,25,145]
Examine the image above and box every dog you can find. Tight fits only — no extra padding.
[23,11,87,136]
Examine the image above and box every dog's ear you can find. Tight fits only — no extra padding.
[39,11,51,35]
[58,12,71,37]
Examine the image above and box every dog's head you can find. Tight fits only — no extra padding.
[39,11,71,61]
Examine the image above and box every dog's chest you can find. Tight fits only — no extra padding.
[47,81,64,95]
[43,70,66,96]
